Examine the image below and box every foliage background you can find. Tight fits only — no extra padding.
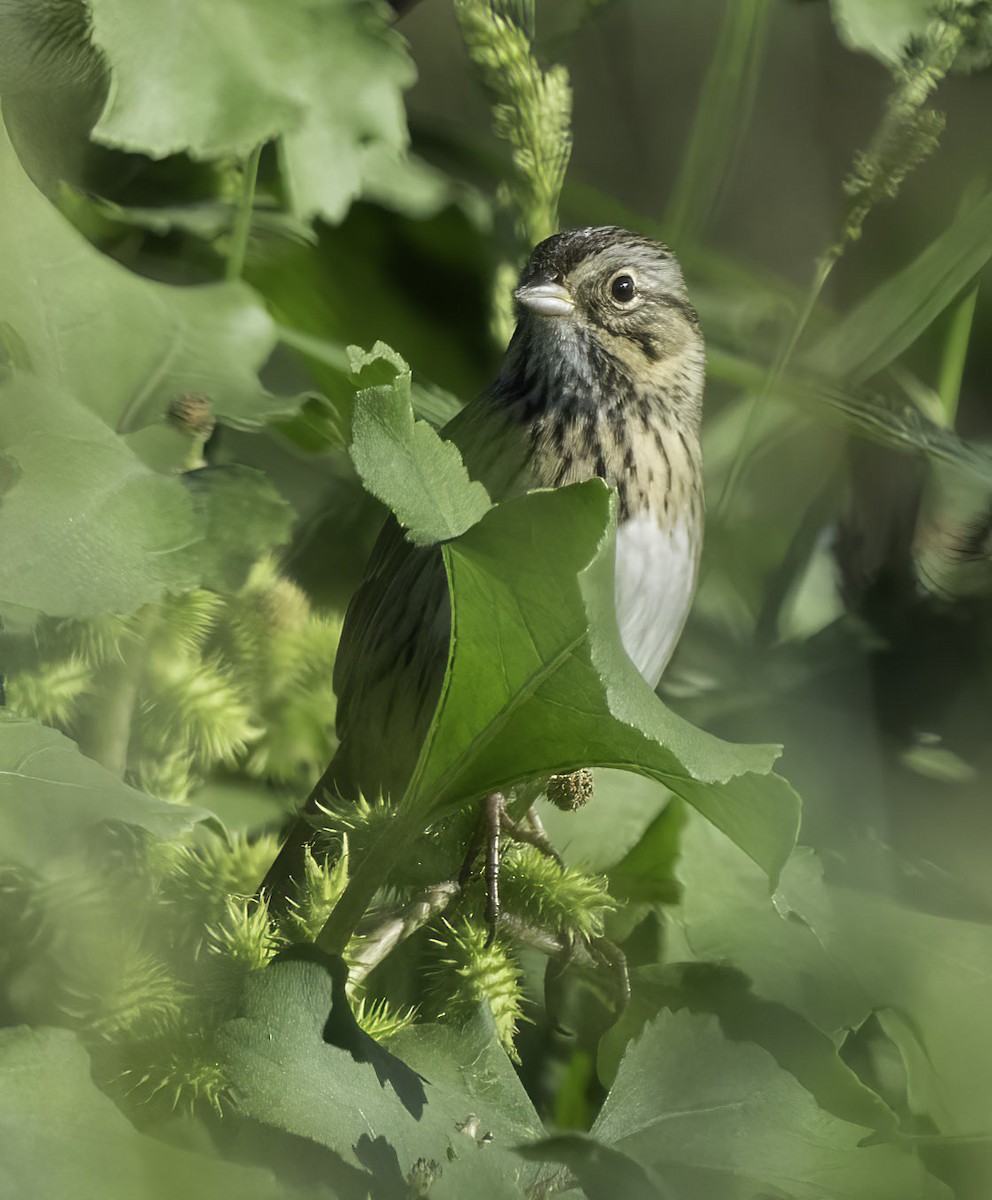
[1,0,992,1197]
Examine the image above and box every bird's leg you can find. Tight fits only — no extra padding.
[587,935,631,1012]
[499,805,563,867]
[457,809,486,889]
[483,791,505,943]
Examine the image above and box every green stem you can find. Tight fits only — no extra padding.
[715,252,837,517]
[665,0,771,246]
[77,611,155,777]
[935,283,979,428]
[225,144,263,282]
[275,325,353,372]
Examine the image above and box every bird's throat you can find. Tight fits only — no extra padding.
[496,322,704,527]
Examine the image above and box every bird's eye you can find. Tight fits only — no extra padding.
[610,273,636,303]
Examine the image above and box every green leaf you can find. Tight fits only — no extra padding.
[218,955,543,1197]
[350,363,492,547]
[401,482,799,884]
[0,1026,293,1200]
[87,0,418,224]
[673,816,870,1037]
[0,114,282,434]
[831,893,992,1137]
[597,962,898,1136]
[605,794,687,905]
[0,713,207,869]
[519,1132,666,1200]
[590,1008,950,1199]
[0,381,204,615]
[675,815,992,1136]
[533,770,672,875]
[808,192,992,385]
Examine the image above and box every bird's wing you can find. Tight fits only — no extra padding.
[329,390,536,804]
[330,517,450,804]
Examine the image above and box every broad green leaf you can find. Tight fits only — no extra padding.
[597,962,897,1135]
[0,115,282,433]
[0,384,290,614]
[87,0,418,223]
[0,382,203,615]
[0,1026,292,1200]
[0,713,206,868]
[218,955,543,1197]
[808,192,992,384]
[675,815,992,1136]
[673,816,870,1036]
[590,1008,950,1199]
[831,892,992,1136]
[350,371,491,546]
[402,482,799,884]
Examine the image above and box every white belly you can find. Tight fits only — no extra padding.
[614,511,699,688]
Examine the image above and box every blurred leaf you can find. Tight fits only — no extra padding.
[87,0,421,224]
[191,780,293,835]
[0,115,284,434]
[0,382,204,615]
[0,1026,292,1200]
[808,192,992,385]
[83,192,318,244]
[675,815,992,1136]
[218,954,542,1197]
[901,742,977,783]
[590,1009,950,1199]
[829,0,935,64]
[673,816,870,1034]
[0,387,293,614]
[597,962,898,1135]
[181,466,295,592]
[709,347,992,486]
[360,147,490,222]
[665,0,772,245]
[833,894,992,1136]
[350,361,492,546]
[0,713,206,870]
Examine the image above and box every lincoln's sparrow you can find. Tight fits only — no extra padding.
[265,226,705,912]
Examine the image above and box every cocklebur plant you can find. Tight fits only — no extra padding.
[830,0,992,264]
[6,558,340,802]
[454,0,572,341]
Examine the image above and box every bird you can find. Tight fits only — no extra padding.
[263,225,706,927]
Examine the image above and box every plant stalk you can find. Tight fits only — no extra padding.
[314,810,423,956]
[225,144,262,282]
[936,283,979,428]
[715,252,836,517]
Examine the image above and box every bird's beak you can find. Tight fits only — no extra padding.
[514,280,575,317]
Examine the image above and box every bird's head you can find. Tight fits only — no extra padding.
[503,226,704,424]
